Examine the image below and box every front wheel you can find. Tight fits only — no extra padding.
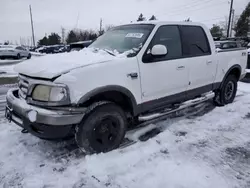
[75,102,127,154]
[214,75,237,106]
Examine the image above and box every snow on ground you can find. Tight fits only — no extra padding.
[0,64,17,77]
[0,56,44,77]
[0,82,250,188]
[0,59,24,77]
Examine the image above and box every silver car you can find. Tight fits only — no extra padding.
[0,45,31,59]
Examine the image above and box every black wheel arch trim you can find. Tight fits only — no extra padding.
[77,85,139,115]
[219,64,241,89]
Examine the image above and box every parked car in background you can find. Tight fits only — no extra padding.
[36,45,68,54]
[0,45,31,59]
[215,41,242,51]
[69,40,93,52]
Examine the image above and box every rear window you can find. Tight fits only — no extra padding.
[180,26,211,57]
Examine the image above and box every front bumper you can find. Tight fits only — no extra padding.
[6,89,85,139]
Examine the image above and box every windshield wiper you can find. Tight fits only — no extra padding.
[102,49,116,56]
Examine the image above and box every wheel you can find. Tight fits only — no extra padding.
[75,102,127,154]
[214,75,237,106]
[16,53,21,59]
[27,53,31,59]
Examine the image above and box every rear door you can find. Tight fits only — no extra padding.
[20,46,28,56]
[180,25,217,97]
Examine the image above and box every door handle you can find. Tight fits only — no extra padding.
[127,72,138,79]
[176,66,185,70]
[206,60,212,65]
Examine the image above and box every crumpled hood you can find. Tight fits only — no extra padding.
[14,48,116,79]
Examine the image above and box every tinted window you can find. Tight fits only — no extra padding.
[181,26,211,56]
[229,42,237,48]
[16,46,23,50]
[143,25,182,62]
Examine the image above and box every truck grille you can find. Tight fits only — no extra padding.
[18,75,29,99]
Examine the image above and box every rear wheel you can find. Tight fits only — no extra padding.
[75,102,127,154]
[16,53,21,59]
[27,53,31,59]
[214,74,237,106]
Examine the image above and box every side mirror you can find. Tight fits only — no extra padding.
[151,44,167,56]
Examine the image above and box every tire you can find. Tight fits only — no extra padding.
[214,74,237,106]
[75,102,127,154]
[16,53,21,59]
[27,53,31,59]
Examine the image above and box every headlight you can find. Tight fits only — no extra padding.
[32,85,68,102]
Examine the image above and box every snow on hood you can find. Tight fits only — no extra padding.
[14,48,118,79]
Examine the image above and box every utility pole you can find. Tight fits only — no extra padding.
[230,9,235,37]
[99,18,103,35]
[75,12,80,29]
[227,0,234,38]
[29,5,36,47]
[248,16,250,37]
[61,27,65,44]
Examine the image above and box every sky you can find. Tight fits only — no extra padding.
[0,0,249,45]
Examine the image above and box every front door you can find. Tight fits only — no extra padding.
[138,25,189,110]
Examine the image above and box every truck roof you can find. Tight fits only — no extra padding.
[127,20,207,27]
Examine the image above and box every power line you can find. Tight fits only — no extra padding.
[158,0,212,15]
[157,0,228,18]
[199,16,226,23]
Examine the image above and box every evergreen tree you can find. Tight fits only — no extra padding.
[37,36,48,46]
[184,18,192,22]
[66,30,79,44]
[47,33,61,45]
[235,2,250,37]
[137,13,146,22]
[149,15,157,21]
[210,24,224,38]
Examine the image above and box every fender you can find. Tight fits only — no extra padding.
[219,64,241,89]
[77,85,139,115]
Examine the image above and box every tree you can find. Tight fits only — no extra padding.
[47,33,61,45]
[88,31,98,40]
[66,29,98,44]
[98,29,105,36]
[137,13,146,22]
[37,36,48,46]
[210,24,224,38]
[66,30,79,44]
[235,2,250,37]
[105,24,115,31]
[184,18,192,22]
[149,15,157,21]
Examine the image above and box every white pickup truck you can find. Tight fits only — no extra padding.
[6,21,247,154]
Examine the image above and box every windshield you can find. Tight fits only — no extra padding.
[89,24,155,56]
